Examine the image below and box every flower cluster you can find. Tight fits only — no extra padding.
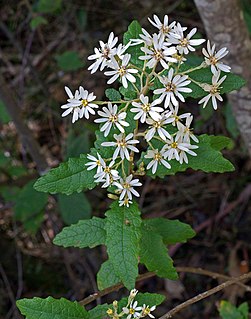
[106,289,156,319]
[60,14,231,206]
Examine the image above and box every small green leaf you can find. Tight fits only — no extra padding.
[53,217,106,248]
[14,180,48,233]
[105,88,121,101]
[97,260,121,290]
[144,218,196,245]
[56,51,84,71]
[123,20,144,68]
[30,16,48,29]
[16,296,88,319]
[37,0,62,13]
[219,300,248,319]
[34,155,96,195]
[58,193,91,225]
[238,302,249,319]
[105,201,142,289]
[140,227,178,279]
[0,100,11,124]
[135,292,165,307]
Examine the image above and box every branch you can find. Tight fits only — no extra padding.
[159,271,251,319]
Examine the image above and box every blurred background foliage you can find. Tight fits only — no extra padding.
[0,1,251,319]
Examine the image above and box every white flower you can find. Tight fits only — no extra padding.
[122,301,142,319]
[202,40,231,74]
[94,102,129,137]
[139,34,177,69]
[88,32,118,73]
[104,54,138,88]
[163,135,198,164]
[114,175,142,201]
[94,160,119,188]
[145,147,171,174]
[115,42,131,59]
[85,153,104,174]
[141,304,156,318]
[119,198,133,207]
[145,114,173,141]
[148,14,176,38]
[154,68,192,108]
[129,289,138,299]
[176,115,199,143]
[169,23,206,55]
[198,71,226,110]
[102,133,139,161]
[167,103,191,126]
[61,86,97,122]
[131,94,163,123]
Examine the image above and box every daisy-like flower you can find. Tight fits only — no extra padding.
[169,23,205,55]
[101,133,139,161]
[202,40,231,74]
[61,86,97,122]
[148,14,176,38]
[122,301,142,319]
[104,54,138,88]
[139,34,177,69]
[94,160,119,188]
[114,174,142,201]
[198,71,226,110]
[166,103,191,127]
[131,94,163,123]
[85,153,104,174]
[88,32,118,73]
[141,304,156,318]
[119,198,133,207]
[145,147,171,174]
[94,102,129,137]
[154,68,192,108]
[176,115,199,143]
[163,135,198,164]
[145,113,173,141]
[131,28,154,46]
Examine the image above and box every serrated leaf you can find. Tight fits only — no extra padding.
[105,88,121,101]
[140,227,178,279]
[142,134,235,178]
[34,155,96,195]
[53,217,106,248]
[56,51,84,71]
[144,218,195,245]
[209,135,233,151]
[119,84,138,100]
[135,292,165,307]
[219,300,248,319]
[58,193,91,225]
[123,20,144,68]
[105,201,141,289]
[66,131,90,159]
[97,260,121,290]
[17,297,88,319]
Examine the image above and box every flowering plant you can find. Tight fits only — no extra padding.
[17,14,245,319]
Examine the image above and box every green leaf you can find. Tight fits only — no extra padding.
[105,201,142,289]
[66,131,90,159]
[142,134,235,178]
[58,193,91,225]
[88,304,110,319]
[105,88,121,101]
[30,16,48,29]
[123,20,144,68]
[16,296,88,319]
[56,51,84,71]
[144,218,196,245]
[37,0,62,13]
[223,103,239,139]
[34,155,96,195]
[140,227,178,279]
[209,135,234,151]
[97,260,121,290]
[0,100,11,124]
[135,292,165,307]
[53,217,106,248]
[219,300,248,319]
[14,180,48,233]
[119,84,138,100]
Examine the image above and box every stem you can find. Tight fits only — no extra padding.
[94,100,136,105]
[179,63,206,75]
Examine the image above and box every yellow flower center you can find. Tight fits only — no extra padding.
[143,307,151,315]
[104,167,111,173]
[142,103,151,112]
[123,182,131,189]
[171,142,178,148]
[109,115,118,123]
[173,53,183,62]
[118,67,126,76]
[106,309,113,316]
[180,38,189,47]
[102,46,110,59]
[153,49,163,61]
[129,308,135,315]
[96,160,101,166]
[153,121,162,128]
[174,115,180,122]
[165,82,176,92]
[209,56,218,65]
[81,99,88,107]
[118,139,127,148]
[210,85,219,95]
[161,25,170,34]
[154,152,162,162]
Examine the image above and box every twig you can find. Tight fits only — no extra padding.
[159,271,251,319]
